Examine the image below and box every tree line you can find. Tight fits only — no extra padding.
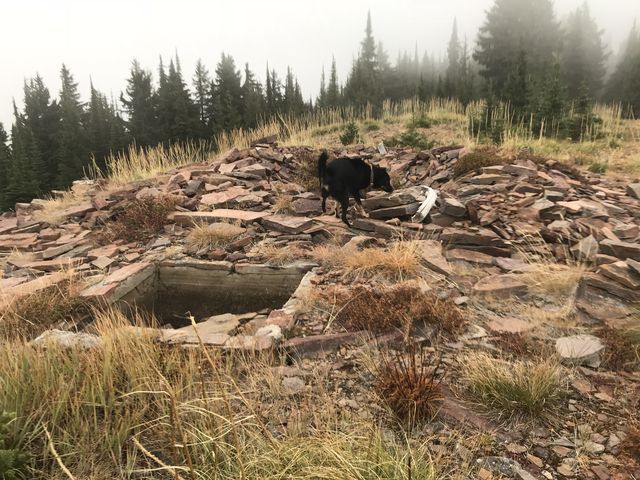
[1,0,639,211]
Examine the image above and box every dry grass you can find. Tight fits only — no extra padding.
[336,283,465,335]
[461,352,562,418]
[622,422,640,461]
[104,195,177,242]
[0,307,446,479]
[520,262,585,298]
[272,193,294,214]
[375,345,443,428]
[290,149,320,191]
[313,239,423,282]
[32,190,88,226]
[257,243,309,266]
[91,142,209,188]
[453,150,504,177]
[185,221,244,252]
[598,323,640,371]
[0,276,90,341]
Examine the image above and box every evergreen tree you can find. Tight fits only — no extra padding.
[562,3,607,99]
[0,123,11,210]
[211,53,243,133]
[317,67,327,109]
[474,0,561,104]
[241,63,264,128]
[56,64,88,187]
[86,81,127,172]
[326,57,340,108]
[156,55,199,143]
[446,19,461,97]
[344,11,382,108]
[6,104,40,204]
[192,58,212,137]
[22,75,60,191]
[605,21,640,116]
[121,59,158,146]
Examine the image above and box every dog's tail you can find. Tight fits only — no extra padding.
[318,149,329,188]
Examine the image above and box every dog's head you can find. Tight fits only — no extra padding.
[372,166,394,193]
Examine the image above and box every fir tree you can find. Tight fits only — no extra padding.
[344,11,382,108]
[211,53,243,133]
[22,75,60,191]
[326,57,340,108]
[605,21,640,116]
[192,59,212,136]
[86,81,127,172]
[317,67,327,109]
[56,64,88,187]
[474,0,561,103]
[6,104,41,204]
[121,60,158,146]
[156,55,199,142]
[0,123,11,210]
[446,19,461,97]
[241,63,264,128]
[561,3,608,99]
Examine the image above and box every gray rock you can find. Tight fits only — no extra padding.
[626,183,640,199]
[31,330,102,350]
[282,376,305,395]
[555,334,604,368]
[570,235,599,263]
[440,197,467,217]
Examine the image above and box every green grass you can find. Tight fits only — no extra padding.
[461,352,561,418]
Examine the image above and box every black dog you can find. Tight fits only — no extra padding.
[318,150,393,227]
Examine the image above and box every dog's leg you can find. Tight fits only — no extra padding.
[321,188,329,214]
[352,190,369,218]
[338,194,351,227]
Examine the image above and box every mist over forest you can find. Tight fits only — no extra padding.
[0,0,639,210]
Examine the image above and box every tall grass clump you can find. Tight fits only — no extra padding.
[0,308,444,479]
[461,352,562,418]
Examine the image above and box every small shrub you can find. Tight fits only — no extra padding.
[598,325,640,371]
[453,151,504,177]
[0,412,29,480]
[273,193,294,214]
[364,121,380,132]
[0,279,90,341]
[385,127,435,150]
[336,283,465,335]
[407,115,432,129]
[185,221,244,253]
[461,352,561,418]
[258,243,308,266]
[340,122,360,145]
[375,346,442,428]
[492,332,544,359]
[622,422,640,461]
[588,160,608,174]
[106,195,177,242]
[291,150,320,191]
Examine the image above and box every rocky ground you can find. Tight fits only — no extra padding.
[1,139,640,479]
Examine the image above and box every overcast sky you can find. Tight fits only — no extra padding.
[1,0,639,129]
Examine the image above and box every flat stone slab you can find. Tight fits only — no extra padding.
[486,316,534,334]
[176,313,240,337]
[9,257,85,272]
[261,215,315,234]
[440,227,506,248]
[446,248,495,266]
[172,209,268,226]
[415,240,453,277]
[599,239,640,261]
[626,183,640,199]
[369,203,420,220]
[200,186,250,206]
[81,262,156,303]
[555,334,604,368]
[0,233,38,251]
[599,261,640,289]
[473,275,528,298]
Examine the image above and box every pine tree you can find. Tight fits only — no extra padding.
[474,0,561,103]
[192,59,212,136]
[344,11,382,108]
[446,18,461,97]
[562,3,608,100]
[22,74,61,192]
[6,105,40,205]
[241,63,264,128]
[0,123,11,210]
[86,81,127,172]
[211,53,243,133]
[605,21,640,116]
[326,57,340,108]
[56,64,89,187]
[120,60,158,146]
[317,67,327,109]
[156,55,199,142]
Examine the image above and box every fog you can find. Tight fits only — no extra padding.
[1,0,639,128]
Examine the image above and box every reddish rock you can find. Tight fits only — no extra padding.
[416,239,453,276]
[172,209,268,226]
[446,248,495,266]
[266,309,296,329]
[486,316,534,333]
[0,233,38,251]
[599,239,640,261]
[261,215,315,234]
[200,186,249,206]
[599,261,640,289]
[284,332,367,358]
[292,198,322,215]
[473,275,528,298]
